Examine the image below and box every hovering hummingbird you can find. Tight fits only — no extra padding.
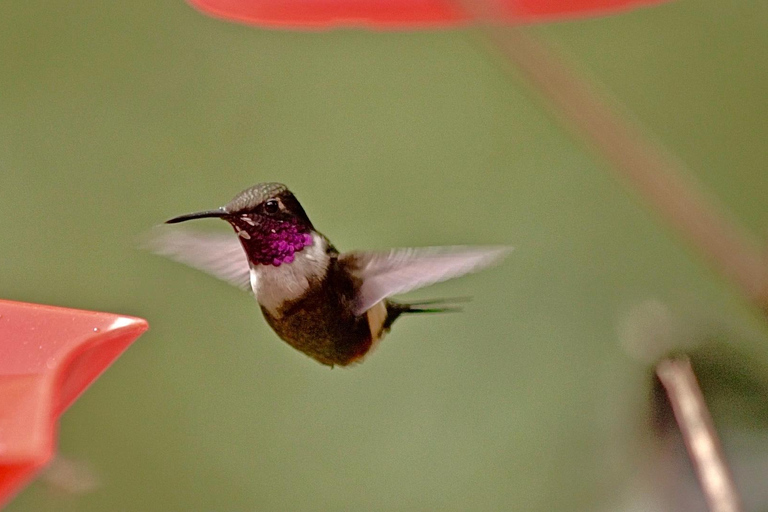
[148,182,509,367]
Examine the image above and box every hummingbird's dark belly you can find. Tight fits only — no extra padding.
[259,284,373,367]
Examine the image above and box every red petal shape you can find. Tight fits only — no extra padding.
[188,0,673,28]
[0,300,148,507]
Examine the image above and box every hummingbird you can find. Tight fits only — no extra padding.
[148,182,509,367]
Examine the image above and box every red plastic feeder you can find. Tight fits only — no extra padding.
[188,0,673,28]
[0,300,148,507]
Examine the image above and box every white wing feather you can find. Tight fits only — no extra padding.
[142,227,252,291]
[344,246,511,315]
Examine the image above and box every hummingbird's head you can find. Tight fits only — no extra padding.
[166,182,316,267]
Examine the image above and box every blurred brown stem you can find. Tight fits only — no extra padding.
[656,357,742,512]
[460,1,768,315]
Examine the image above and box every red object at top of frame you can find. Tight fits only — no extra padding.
[187,0,673,28]
[0,300,148,508]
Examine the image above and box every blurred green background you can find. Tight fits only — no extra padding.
[2,1,767,510]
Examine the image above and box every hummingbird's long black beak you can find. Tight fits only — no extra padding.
[165,207,228,224]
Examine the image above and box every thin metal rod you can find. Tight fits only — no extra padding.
[656,357,743,512]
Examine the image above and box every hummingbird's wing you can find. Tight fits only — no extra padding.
[341,246,511,315]
[143,227,252,291]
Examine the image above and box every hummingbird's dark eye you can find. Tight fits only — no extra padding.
[263,200,280,215]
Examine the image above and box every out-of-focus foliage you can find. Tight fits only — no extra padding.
[1,1,766,510]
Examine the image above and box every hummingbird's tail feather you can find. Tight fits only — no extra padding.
[401,297,472,307]
[383,299,465,330]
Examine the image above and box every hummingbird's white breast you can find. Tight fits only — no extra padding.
[250,233,330,316]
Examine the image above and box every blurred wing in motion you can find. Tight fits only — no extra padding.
[143,227,252,291]
[342,246,511,315]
